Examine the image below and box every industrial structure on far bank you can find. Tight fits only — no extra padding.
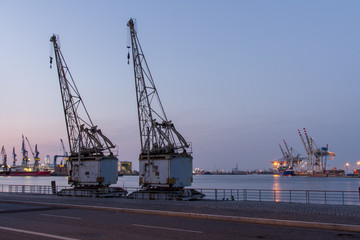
[272,128,336,176]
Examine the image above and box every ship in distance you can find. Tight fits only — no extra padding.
[0,136,51,176]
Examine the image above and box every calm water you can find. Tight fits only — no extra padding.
[0,174,359,191]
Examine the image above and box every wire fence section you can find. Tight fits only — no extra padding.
[0,184,358,206]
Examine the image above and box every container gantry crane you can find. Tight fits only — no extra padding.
[50,34,120,190]
[298,128,335,173]
[282,139,294,169]
[127,18,202,200]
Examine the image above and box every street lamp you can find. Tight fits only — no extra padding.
[345,163,350,171]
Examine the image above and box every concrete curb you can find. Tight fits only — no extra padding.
[1,199,359,233]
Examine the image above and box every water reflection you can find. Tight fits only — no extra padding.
[273,175,281,202]
[0,175,360,191]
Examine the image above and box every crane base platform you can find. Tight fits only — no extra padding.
[57,186,127,198]
[127,188,205,201]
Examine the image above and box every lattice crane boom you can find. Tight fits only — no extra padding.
[50,34,115,157]
[127,18,190,155]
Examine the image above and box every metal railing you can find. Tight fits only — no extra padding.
[0,184,69,195]
[191,188,359,206]
[0,184,358,206]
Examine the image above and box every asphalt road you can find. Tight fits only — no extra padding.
[0,202,359,240]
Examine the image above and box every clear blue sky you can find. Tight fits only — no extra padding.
[0,0,359,171]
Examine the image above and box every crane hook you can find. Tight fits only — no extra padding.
[49,56,53,69]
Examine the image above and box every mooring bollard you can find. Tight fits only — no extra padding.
[51,181,57,195]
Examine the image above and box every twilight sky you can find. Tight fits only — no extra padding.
[0,0,359,171]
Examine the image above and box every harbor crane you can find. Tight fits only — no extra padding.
[50,34,122,194]
[1,146,7,171]
[278,143,288,163]
[298,129,313,173]
[127,18,202,200]
[298,128,335,173]
[25,137,40,171]
[275,140,304,173]
[53,139,69,166]
[283,139,294,169]
[272,143,289,173]
[21,135,29,167]
[12,147,17,167]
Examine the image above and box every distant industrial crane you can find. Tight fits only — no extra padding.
[50,34,118,188]
[25,137,40,171]
[282,139,294,169]
[127,18,193,190]
[298,128,335,173]
[53,138,69,166]
[60,138,68,157]
[279,143,289,161]
[1,146,7,171]
[12,147,17,167]
[21,135,29,167]
[276,140,304,173]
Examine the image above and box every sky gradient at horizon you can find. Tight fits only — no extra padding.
[0,0,359,171]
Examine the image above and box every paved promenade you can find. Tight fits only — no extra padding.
[1,192,359,226]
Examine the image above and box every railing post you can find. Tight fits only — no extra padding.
[215,189,217,201]
[244,189,247,201]
[273,190,276,202]
[306,190,309,204]
[324,191,327,205]
[290,190,292,203]
[259,190,261,202]
[342,191,345,205]
[51,181,57,195]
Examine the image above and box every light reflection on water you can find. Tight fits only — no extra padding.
[0,174,359,191]
[272,175,280,191]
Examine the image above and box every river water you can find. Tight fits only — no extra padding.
[0,174,359,191]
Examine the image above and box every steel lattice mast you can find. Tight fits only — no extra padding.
[50,34,115,157]
[1,146,7,171]
[127,19,190,155]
